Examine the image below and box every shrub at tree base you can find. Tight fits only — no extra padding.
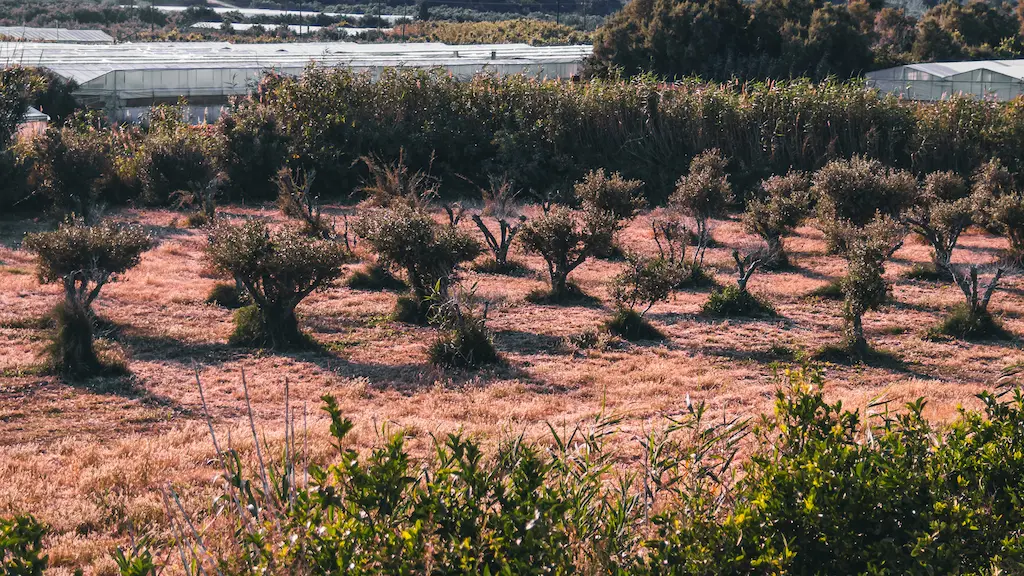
[344,262,408,292]
[428,323,499,369]
[604,307,664,341]
[807,278,845,300]
[929,303,1012,341]
[702,285,776,318]
[205,281,249,309]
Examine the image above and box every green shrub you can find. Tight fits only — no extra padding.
[22,220,152,378]
[206,219,350,349]
[31,122,114,223]
[670,149,732,267]
[901,170,973,271]
[676,263,718,289]
[138,105,224,206]
[743,171,811,269]
[392,294,425,324]
[0,514,48,575]
[165,367,1024,574]
[426,283,499,369]
[838,216,906,356]
[345,262,408,292]
[928,303,1011,341]
[604,307,664,341]
[205,281,249,309]
[807,277,845,300]
[701,284,776,318]
[903,261,946,281]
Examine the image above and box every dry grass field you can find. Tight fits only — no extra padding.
[1,205,1022,575]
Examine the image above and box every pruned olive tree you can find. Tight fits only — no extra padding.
[607,253,681,340]
[670,149,732,267]
[933,263,1010,340]
[206,219,350,349]
[972,159,1024,259]
[277,166,333,239]
[575,168,645,256]
[32,123,113,224]
[900,170,974,274]
[812,156,916,253]
[838,216,906,356]
[355,204,481,322]
[743,172,811,268]
[23,221,152,377]
[471,175,526,272]
[519,205,614,301]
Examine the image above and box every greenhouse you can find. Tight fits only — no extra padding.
[0,41,592,121]
[866,60,1024,101]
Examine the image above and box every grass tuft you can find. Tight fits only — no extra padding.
[473,258,530,276]
[206,282,250,309]
[675,264,718,290]
[604,308,664,341]
[428,324,500,369]
[345,263,408,292]
[806,278,844,300]
[903,262,947,282]
[927,304,1013,341]
[525,283,600,306]
[392,294,428,324]
[702,285,776,318]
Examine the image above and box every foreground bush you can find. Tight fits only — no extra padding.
[0,514,47,574]
[702,284,776,318]
[205,220,350,349]
[426,283,499,369]
[22,221,152,378]
[607,253,680,340]
[520,205,613,301]
[155,367,1024,574]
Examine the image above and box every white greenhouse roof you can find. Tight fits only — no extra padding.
[189,22,390,35]
[127,5,407,23]
[0,26,113,44]
[869,60,1024,81]
[0,41,593,85]
[22,106,49,122]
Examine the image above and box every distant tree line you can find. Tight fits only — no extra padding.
[590,0,1024,81]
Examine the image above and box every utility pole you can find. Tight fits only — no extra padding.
[556,0,560,25]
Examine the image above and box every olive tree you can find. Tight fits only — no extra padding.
[812,157,916,253]
[607,253,681,340]
[355,205,480,321]
[838,216,906,356]
[575,168,645,255]
[471,176,526,272]
[277,167,333,239]
[23,221,152,377]
[206,219,350,349]
[900,171,974,273]
[972,159,1024,258]
[670,149,731,267]
[519,205,614,301]
[743,172,811,268]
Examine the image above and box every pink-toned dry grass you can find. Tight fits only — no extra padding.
[1,206,1022,575]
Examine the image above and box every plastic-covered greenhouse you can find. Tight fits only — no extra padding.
[0,41,592,121]
[866,60,1024,101]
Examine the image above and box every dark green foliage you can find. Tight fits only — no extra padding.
[0,514,47,575]
[520,205,614,301]
[206,219,350,349]
[217,99,288,203]
[345,262,408,292]
[904,262,946,281]
[676,263,718,289]
[392,294,425,324]
[605,307,664,341]
[702,284,776,318]
[111,538,156,576]
[23,221,151,378]
[30,121,113,223]
[575,168,645,256]
[137,105,224,206]
[524,282,599,305]
[929,303,1011,341]
[276,167,333,239]
[973,159,1024,257]
[205,281,249,309]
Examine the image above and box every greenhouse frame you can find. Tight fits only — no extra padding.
[0,41,592,122]
[866,60,1024,101]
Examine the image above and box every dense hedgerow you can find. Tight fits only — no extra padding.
[117,367,1024,575]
